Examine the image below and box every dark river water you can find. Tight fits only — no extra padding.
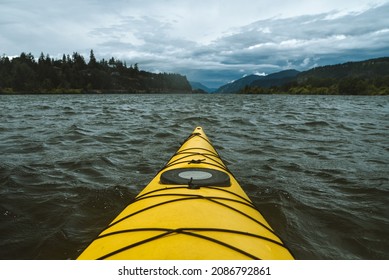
[0,94,388,260]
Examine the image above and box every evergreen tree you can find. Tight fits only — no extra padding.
[72,52,86,70]
[88,49,97,68]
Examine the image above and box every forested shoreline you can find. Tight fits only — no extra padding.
[0,51,192,94]
[2,51,389,95]
[239,76,389,95]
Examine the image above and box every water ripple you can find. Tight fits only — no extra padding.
[0,94,388,259]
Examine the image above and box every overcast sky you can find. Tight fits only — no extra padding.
[1,0,389,88]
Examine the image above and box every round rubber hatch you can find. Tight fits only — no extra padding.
[160,168,230,187]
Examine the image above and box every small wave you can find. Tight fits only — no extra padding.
[63,110,77,116]
[336,123,355,132]
[182,115,213,124]
[280,163,303,172]
[304,121,330,127]
[99,156,116,166]
[154,131,174,139]
[330,177,355,185]
[36,105,52,110]
[261,164,275,171]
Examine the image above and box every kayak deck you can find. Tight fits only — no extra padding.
[77,127,294,260]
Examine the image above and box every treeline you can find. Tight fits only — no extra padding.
[0,50,192,93]
[240,76,389,95]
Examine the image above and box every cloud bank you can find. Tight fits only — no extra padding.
[1,0,388,87]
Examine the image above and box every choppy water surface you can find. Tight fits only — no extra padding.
[0,94,388,259]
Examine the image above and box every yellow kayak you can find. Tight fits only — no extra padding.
[78,127,294,260]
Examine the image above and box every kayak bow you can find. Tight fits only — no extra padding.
[77,127,294,260]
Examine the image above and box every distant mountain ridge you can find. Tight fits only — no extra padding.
[251,69,300,88]
[215,75,262,93]
[215,70,300,93]
[189,81,216,93]
[214,57,389,94]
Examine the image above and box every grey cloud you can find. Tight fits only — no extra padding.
[1,0,388,88]
[190,3,389,86]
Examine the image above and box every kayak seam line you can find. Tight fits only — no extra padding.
[136,193,258,214]
[178,133,227,166]
[202,185,253,205]
[163,152,225,169]
[97,227,274,260]
[105,194,276,235]
[105,197,204,229]
[97,230,174,260]
[175,148,219,158]
[176,147,219,156]
[164,133,207,164]
[135,192,257,212]
[136,186,252,206]
[183,133,214,149]
[205,197,276,234]
[98,227,286,249]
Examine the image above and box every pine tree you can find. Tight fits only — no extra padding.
[88,49,97,68]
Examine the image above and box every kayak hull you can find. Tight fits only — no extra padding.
[78,127,294,260]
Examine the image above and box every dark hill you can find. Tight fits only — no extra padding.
[251,69,300,88]
[215,75,262,93]
[189,81,216,93]
[239,57,389,95]
[215,69,300,93]
[298,57,389,81]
